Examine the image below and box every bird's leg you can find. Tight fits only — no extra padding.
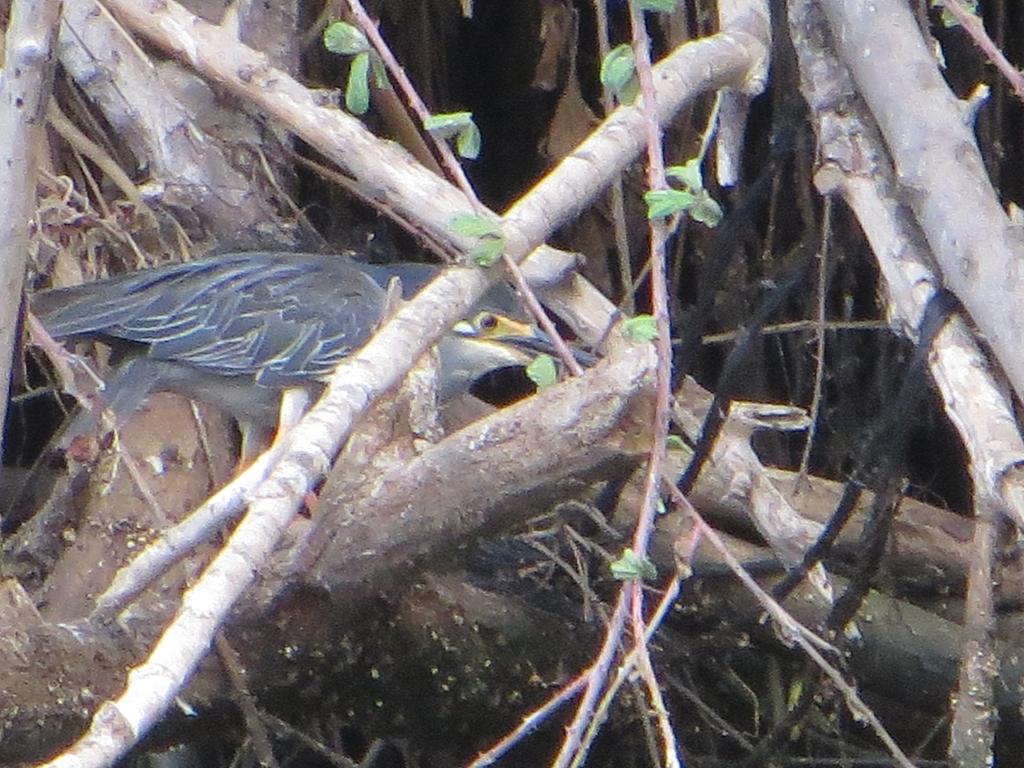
[273,387,311,448]
[235,387,309,467]
[382,275,405,320]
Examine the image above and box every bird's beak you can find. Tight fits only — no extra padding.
[452,315,597,368]
[492,328,598,368]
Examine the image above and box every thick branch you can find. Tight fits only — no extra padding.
[819,0,1024,405]
[788,0,1024,529]
[59,0,296,243]
[0,0,61,450]
[299,340,656,592]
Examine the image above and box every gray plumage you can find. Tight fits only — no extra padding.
[30,252,536,440]
[34,253,388,387]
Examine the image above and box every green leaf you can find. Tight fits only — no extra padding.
[449,213,502,239]
[600,44,635,99]
[526,354,558,389]
[323,22,369,56]
[470,237,505,267]
[622,314,658,343]
[345,52,371,114]
[610,548,658,581]
[619,77,640,106]
[655,498,668,515]
[637,0,678,11]
[930,0,978,28]
[370,55,389,89]
[665,434,686,450]
[644,188,697,219]
[456,122,482,160]
[690,192,723,227]
[424,111,475,140]
[666,159,704,192]
[450,212,503,265]
[787,680,804,711]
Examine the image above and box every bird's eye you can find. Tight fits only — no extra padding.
[478,312,498,331]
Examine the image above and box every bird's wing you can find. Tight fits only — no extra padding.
[32,253,388,387]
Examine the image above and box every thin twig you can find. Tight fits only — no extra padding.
[697,318,887,345]
[470,573,682,768]
[91,431,290,620]
[552,4,682,767]
[344,0,585,376]
[592,0,637,314]
[550,592,632,768]
[621,5,680,767]
[940,0,1024,103]
[665,481,915,768]
[797,196,832,484]
[215,633,279,768]
[570,578,683,768]
[948,496,997,766]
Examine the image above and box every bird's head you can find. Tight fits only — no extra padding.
[437,311,595,401]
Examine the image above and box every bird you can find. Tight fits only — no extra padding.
[27,252,566,457]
